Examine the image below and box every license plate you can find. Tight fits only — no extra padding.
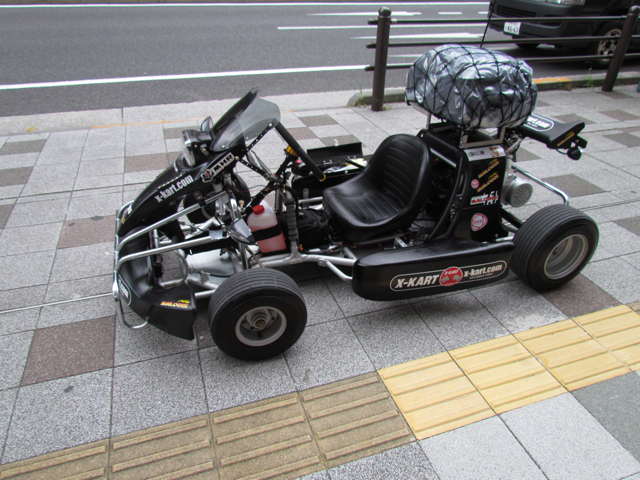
[504,21,521,35]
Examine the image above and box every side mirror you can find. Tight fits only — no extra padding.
[200,116,213,132]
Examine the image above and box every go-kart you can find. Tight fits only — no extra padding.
[113,46,598,360]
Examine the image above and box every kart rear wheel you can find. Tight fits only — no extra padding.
[511,204,598,291]
[208,269,307,360]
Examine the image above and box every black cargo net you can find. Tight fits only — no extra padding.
[406,45,538,133]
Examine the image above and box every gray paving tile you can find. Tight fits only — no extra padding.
[0,388,17,459]
[66,191,122,220]
[587,203,640,223]
[420,416,545,480]
[329,443,436,480]
[606,133,640,148]
[2,369,112,464]
[309,125,350,139]
[289,127,318,141]
[413,291,509,351]
[0,331,33,391]
[0,250,55,291]
[622,473,640,480]
[200,347,296,412]
[35,147,83,166]
[0,139,46,156]
[49,242,112,283]
[4,197,69,228]
[0,167,32,188]
[616,216,640,237]
[0,309,40,336]
[284,319,374,390]
[300,115,338,127]
[572,373,640,462]
[0,285,45,311]
[501,393,640,480]
[81,143,125,161]
[38,295,113,328]
[583,257,640,304]
[111,350,207,437]
[22,317,115,386]
[552,113,594,125]
[20,163,79,196]
[541,174,605,197]
[348,305,443,370]
[114,319,197,366]
[124,153,169,173]
[163,126,187,140]
[541,274,620,318]
[597,221,640,256]
[15,191,70,204]
[297,279,344,326]
[44,275,111,303]
[623,252,640,271]
[471,280,567,333]
[0,204,12,229]
[77,157,123,177]
[42,130,88,150]
[0,222,62,256]
[323,276,407,318]
[601,110,640,121]
[57,215,115,249]
[125,140,166,157]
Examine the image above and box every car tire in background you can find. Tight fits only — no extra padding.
[588,21,624,69]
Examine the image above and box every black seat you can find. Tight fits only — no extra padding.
[322,134,432,243]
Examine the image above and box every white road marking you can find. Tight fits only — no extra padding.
[309,11,422,16]
[438,11,463,15]
[0,2,488,7]
[354,32,484,40]
[280,23,486,30]
[0,65,369,91]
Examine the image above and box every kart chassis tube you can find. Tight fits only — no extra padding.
[113,191,226,331]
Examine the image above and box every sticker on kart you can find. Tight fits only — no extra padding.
[390,261,507,291]
[154,175,194,203]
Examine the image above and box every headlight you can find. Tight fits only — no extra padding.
[182,131,196,167]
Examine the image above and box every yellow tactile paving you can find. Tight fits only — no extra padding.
[211,393,321,480]
[450,336,566,414]
[0,440,108,480]
[300,373,413,468]
[380,352,494,440]
[574,306,640,371]
[109,415,216,480]
[517,319,631,390]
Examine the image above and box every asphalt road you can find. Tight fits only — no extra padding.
[0,1,638,116]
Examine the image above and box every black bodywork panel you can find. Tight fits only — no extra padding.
[353,238,514,301]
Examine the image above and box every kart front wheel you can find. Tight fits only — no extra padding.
[511,204,598,291]
[208,269,307,360]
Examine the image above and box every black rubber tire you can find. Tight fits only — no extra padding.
[588,21,623,69]
[208,269,307,360]
[511,204,598,291]
[516,42,539,50]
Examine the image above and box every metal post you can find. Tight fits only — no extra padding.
[371,7,392,112]
[602,6,639,92]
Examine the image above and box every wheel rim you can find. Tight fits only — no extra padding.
[544,234,589,280]
[597,29,621,58]
[235,306,287,347]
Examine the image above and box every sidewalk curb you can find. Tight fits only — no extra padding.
[347,71,640,108]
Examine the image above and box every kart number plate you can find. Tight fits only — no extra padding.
[504,22,521,35]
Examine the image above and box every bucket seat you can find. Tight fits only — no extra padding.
[322,134,432,243]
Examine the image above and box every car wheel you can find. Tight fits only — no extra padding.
[208,269,307,360]
[588,22,623,69]
[516,42,540,50]
[511,205,598,291]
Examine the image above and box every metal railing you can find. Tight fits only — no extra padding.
[367,6,640,111]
